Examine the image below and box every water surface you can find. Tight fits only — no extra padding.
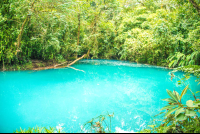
[0,59,199,132]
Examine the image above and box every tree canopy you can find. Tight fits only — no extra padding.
[0,0,200,70]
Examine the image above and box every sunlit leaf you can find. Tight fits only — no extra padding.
[186,100,193,107]
[166,89,178,102]
[162,98,177,103]
[160,105,177,111]
[185,109,196,117]
[193,100,200,106]
[186,100,198,108]
[169,60,175,68]
[176,113,187,121]
[175,107,184,117]
[165,106,180,117]
[173,91,180,101]
[148,125,156,128]
[180,85,188,101]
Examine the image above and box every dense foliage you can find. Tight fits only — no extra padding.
[140,74,200,133]
[14,113,114,133]
[0,0,200,69]
[1,0,200,133]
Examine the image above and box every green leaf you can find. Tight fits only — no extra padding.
[166,89,178,102]
[154,112,165,117]
[20,127,25,133]
[175,107,184,117]
[186,100,198,108]
[162,98,177,103]
[176,113,187,121]
[185,109,196,117]
[173,91,180,101]
[186,100,193,107]
[177,80,181,83]
[165,106,179,117]
[148,125,155,128]
[180,85,188,101]
[191,51,199,59]
[186,55,191,61]
[179,60,186,66]
[160,105,177,111]
[193,100,200,106]
[189,60,195,65]
[173,60,178,67]
[169,60,175,68]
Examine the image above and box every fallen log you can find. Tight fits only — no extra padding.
[33,53,87,71]
[67,54,86,66]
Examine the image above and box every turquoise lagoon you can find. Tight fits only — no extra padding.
[0,60,199,132]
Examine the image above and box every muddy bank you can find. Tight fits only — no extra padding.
[0,59,72,71]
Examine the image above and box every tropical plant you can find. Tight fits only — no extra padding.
[140,73,200,133]
[81,112,114,133]
[15,126,62,133]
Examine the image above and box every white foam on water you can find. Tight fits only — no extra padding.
[55,123,64,132]
[134,115,140,119]
[121,119,125,127]
[115,127,135,133]
[78,59,170,69]
[80,125,88,133]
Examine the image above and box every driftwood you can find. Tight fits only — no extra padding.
[33,53,87,71]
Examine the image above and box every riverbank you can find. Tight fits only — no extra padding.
[0,59,72,71]
[0,58,173,71]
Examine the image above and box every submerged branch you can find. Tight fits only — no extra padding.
[56,66,85,73]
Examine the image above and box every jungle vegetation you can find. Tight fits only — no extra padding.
[0,0,200,70]
[1,0,200,133]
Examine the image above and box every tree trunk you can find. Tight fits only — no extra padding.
[2,59,5,71]
[33,53,88,71]
[16,16,30,48]
[188,0,200,15]
[76,13,81,58]
[16,0,36,50]
[93,14,98,57]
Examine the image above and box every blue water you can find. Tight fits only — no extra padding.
[0,59,199,133]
